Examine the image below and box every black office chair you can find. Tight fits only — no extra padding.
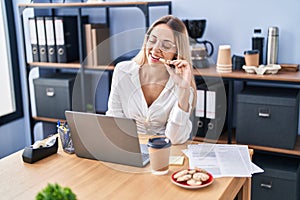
[94,49,140,114]
[112,49,140,66]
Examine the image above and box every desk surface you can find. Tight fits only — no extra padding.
[0,138,250,200]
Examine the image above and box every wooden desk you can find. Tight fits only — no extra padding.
[0,139,250,200]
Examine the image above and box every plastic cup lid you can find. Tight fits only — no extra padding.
[147,137,171,149]
[244,49,259,55]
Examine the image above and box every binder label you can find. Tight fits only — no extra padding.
[196,90,205,117]
[206,91,216,119]
[29,19,37,44]
[55,19,64,45]
[45,19,55,45]
[36,18,46,45]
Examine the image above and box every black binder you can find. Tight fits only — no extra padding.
[194,80,228,139]
[54,16,79,63]
[36,16,48,62]
[205,81,228,140]
[45,17,57,62]
[194,83,207,137]
[28,17,39,62]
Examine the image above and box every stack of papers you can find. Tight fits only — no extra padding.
[183,144,263,178]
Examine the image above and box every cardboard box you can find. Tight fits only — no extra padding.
[33,74,75,119]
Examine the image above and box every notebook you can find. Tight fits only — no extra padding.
[65,111,149,167]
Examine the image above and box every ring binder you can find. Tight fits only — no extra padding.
[194,80,228,139]
[28,17,39,62]
[45,17,57,62]
[54,16,79,63]
[36,16,48,62]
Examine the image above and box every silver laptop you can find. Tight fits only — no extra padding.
[65,111,149,167]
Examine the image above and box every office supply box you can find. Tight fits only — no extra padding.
[252,153,300,200]
[33,74,75,119]
[236,86,300,149]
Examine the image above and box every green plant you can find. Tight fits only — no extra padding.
[36,183,77,200]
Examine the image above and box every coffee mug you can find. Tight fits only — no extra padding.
[217,45,232,66]
[244,50,259,67]
[147,137,171,175]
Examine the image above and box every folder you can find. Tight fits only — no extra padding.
[54,16,79,63]
[91,24,111,66]
[28,17,39,62]
[36,17,47,62]
[194,80,228,139]
[84,24,93,66]
[194,83,207,137]
[205,81,228,140]
[45,17,57,63]
[205,89,217,139]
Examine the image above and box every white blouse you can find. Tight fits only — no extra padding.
[106,60,194,144]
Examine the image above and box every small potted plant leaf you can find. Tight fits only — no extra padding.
[36,183,77,200]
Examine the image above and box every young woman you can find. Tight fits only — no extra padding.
[106,15,196,144]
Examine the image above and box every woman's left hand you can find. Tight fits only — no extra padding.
[164,59,192,89]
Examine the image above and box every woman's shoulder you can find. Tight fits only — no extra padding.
[114,60,139,74]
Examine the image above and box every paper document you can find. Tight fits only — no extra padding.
[183,143,263,178]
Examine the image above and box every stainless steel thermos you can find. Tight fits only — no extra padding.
[266,26,279,65]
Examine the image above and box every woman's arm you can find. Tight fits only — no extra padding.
[165,87,194,144]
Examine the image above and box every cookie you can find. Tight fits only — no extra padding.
[193,172,210,182]
[174,169,189,179]
[176,174,192,182]
[187,178,202,186]
[188,169,196,174]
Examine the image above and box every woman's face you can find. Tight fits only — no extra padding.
[146,24,177,66]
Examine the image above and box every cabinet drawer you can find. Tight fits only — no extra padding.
[252,175,298,200]
[236,86,299,149]
[252,153,300,200]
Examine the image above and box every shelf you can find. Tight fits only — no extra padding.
[85,65,114,71]
[18,1,172,9]
[28,62,81,69]
[33,116,66,123]
[27,62,115,70]
[193,131,300,157]
[193,66,300,83]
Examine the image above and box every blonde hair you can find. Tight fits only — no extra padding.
[133,15,197,109]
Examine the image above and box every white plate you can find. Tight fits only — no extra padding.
[170,169,214,189]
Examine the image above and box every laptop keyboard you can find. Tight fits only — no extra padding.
[140,144,149,162]
[140,144,148,154]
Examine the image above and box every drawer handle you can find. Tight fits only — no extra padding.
[46,88,55,97]
[258,108,270,118]
[260,183,272,189]
[258,112,270,118]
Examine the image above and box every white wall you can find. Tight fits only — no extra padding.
[108,0,300,65]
